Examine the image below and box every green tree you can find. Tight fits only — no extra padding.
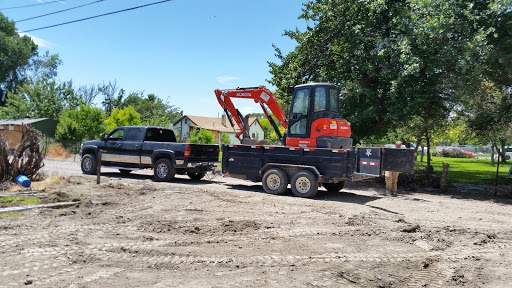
[121,92,182,126]
[0,12,38,106]
[99,80,123,115]
[465,81,512,163]
[105,106,141,131]
[268,0,509,170]
[220,132,231,144]
[0,79,79,119]
[188,128,214,144]
[259,117,285,145]
[55,104,106,143]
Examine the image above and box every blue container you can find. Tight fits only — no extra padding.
[16,175,31,188]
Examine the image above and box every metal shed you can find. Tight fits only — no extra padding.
[0,118,58,150]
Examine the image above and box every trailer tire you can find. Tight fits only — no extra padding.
[262,168,288,195]
[154,158,175,182]
[291,170,318,198]
[81,154,97,175]
[187,171,206,181]
[322,181,345,192]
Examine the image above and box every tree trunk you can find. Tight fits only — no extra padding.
[425,132,433,173]
[490,142,496,166]
[0,135,10,182]
[0,126,44,182]
[499,138,507,164]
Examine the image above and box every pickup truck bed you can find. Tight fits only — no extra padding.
[80,126,219,181]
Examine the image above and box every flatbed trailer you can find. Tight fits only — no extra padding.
[221,144,415,198]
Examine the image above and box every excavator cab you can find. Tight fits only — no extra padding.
[286,83,352,149]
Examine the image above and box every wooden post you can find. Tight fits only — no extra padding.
[440,162,449,193]
[495,149,500,196]
[97,152,101,184]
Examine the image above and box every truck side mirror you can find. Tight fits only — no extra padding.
[101,133,106,141]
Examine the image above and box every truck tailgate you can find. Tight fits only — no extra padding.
[188,144,219,162]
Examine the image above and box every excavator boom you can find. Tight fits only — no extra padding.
[214,86,287,143]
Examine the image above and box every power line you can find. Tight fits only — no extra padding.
[21,0,173,33]
[16,0,105,23]
[0,0,67,11]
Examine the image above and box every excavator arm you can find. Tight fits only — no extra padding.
[214,86,288,143]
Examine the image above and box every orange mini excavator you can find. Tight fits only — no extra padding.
[214,83,352,149]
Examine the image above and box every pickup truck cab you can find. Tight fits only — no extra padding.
[79,126,219,181]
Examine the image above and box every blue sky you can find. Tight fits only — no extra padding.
[1,0,308,118]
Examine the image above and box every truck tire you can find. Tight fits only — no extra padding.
[81,154,97,175]
[119,169,132,175]
[262,168,288,195]
[291,170,318,198]
[154,158,175,182]
[322,181,345,192]
[187,171,206,181]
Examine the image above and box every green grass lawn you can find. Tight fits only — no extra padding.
[416,156,512,185]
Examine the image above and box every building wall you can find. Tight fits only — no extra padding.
[173,118,192,142]
[226,123,264,145]
[0,125,24,149]
[249,122,264,141]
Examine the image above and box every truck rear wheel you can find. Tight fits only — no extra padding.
[262,168,288,195]
[154,159,175,182]
[81,154,97,175]
[187,172,206,180]
[322,181,345,192]
[291,170,318,198]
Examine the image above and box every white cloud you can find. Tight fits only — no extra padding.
[216,76,239,84]
[18,32,53,48]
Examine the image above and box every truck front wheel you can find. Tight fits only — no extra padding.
[291,170,318,198]
[81,154,97,175]
[154,159,175,182]
[262,168,288,195]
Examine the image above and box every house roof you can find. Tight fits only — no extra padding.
[0,118,51,125]
[174,115,262,133]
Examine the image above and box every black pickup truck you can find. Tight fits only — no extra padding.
[79,126,220,181]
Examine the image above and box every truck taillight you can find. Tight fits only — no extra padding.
[185,145,191,158]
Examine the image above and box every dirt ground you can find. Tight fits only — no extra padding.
[1,157,512,287]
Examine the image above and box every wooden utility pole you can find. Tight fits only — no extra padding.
[97,152,102,184]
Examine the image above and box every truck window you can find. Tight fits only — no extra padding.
[125,128,143,141]
[145,128,177,142]
[107,129,124,140]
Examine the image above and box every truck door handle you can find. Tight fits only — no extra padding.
[134,145,138,148]
[116,144,121,147]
